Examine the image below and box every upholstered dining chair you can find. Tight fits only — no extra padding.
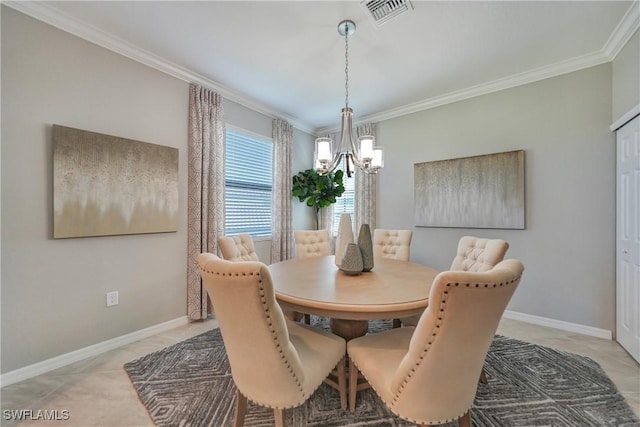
[197,253,347,427]
[347,259,524,426]
[373,229,413,261]
[373,229,414,328]
[218,234,259,262]
[218,234,303,322]
[294,229,332,259]
[450,236,510,273]
[400,235,509,328]
[293,229,332,324]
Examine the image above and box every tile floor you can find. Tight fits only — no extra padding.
[1,318,638,426]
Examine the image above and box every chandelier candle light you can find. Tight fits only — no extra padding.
[315,20,384,177]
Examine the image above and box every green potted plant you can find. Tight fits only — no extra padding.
[292,168,345,229]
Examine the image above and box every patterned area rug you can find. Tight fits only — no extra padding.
[124,318,639,426]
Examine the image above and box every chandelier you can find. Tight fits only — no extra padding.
[314,20,384,177]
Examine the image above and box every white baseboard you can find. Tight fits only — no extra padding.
[0,316,190,388]
[503,310,613,340]
[1,312,612,387]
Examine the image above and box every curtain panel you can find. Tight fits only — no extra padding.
[271,119,294,262]
[187,84,225,320]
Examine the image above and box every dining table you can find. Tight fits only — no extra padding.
[268,255,439,340]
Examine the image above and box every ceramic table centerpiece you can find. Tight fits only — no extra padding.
[358,224,374,272]
[335,213,354,267]
[340,243,364,275]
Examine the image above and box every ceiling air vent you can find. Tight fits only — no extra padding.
[361,0,413,27]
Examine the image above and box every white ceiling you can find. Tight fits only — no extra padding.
[7,1,638,134]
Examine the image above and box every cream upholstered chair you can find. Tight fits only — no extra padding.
[373,229,413,261]
[293,229,332,324]
[450,236,509,273]
[218,234,303,322]
[294,230,332,259]
[218,234,259,262]
[197,254,347,426]
[372,229,413,328]
[401,236,509,328]
[347,259,524,426]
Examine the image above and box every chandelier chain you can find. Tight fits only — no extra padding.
[344,29,349,109]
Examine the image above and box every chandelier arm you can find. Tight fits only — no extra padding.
[348,129,361,159]
[317,152,343,176]
[349,152,371,171]
[328,151,344,173]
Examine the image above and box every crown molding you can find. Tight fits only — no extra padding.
[3,1,315,135]
[363,50,611,123]
[603,0,640,60]
[316,1,640,135]
[5,0,637,138]
[316,50,610,135]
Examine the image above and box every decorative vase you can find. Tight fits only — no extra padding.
[340,243,363,275]
[334,213,354,267]
[358,224,374,272]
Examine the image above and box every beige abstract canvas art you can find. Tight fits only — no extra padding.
[53,125,179,238]
[414,150,525,229]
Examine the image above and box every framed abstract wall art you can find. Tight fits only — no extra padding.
[414,150,525,229]
[53,125,179,238]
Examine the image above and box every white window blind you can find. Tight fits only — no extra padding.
[332,158,355,234]
[225,129,273,237]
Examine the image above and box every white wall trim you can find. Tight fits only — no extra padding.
[317,1,640,135]
[0,310,613,388]
[2,1,314,135]
[5,0,637,138]
[329,51,611,134]
[0,316,189,388]
[503,310,613,340]
[603,0,640,60]
[610,104,640,131]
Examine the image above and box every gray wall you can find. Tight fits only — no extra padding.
[612,29,640,121]
[0,8,311,373]
[376,64,616,332]
[2,5,632,373]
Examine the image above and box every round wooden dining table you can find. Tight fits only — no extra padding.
[269,255,439,340]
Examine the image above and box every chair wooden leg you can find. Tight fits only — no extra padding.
[337,356,347,410]
[479,367,488,384]
[392,318,402,328]
[273,408,284,427]
[348,358,359,412]
[304,314,311,324]
[458,410,471,427]
[284,310,303,322]
[233,390,247,427]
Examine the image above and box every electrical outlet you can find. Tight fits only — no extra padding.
[106,291,119,307]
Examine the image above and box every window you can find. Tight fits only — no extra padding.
[332,157,355,235]
[225,128,273,238]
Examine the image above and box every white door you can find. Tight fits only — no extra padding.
[616,114,640,363]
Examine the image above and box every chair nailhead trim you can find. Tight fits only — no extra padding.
[390,274,522,409]
[255,275,304,394]
[199,264,306,398]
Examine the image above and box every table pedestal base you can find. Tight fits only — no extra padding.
[330,319,369,341]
